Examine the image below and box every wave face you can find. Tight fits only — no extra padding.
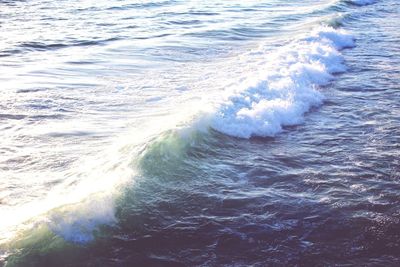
[211,27,355,138]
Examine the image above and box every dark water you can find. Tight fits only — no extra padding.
[2,0,400,266]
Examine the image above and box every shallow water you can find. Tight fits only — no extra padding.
[1,0,400,266]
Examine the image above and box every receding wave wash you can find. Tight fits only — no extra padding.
[1,0,400,266]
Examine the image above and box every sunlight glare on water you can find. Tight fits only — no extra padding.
[1,0,400,266]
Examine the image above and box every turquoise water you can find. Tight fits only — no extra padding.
[1,0,400,266]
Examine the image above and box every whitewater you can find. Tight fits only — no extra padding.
[1,0,399,266]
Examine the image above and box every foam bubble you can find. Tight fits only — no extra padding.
[210,26,355,138]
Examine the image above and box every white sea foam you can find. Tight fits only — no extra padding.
[210,26,355,138]
[48,195,117,243]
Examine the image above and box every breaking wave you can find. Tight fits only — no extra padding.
[210,26,355,138]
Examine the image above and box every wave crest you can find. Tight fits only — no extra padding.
[211,26,355,138]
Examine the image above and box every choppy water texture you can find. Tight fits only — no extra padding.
[1,0,400,266]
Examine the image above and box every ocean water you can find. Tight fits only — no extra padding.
[1,0,399,266]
